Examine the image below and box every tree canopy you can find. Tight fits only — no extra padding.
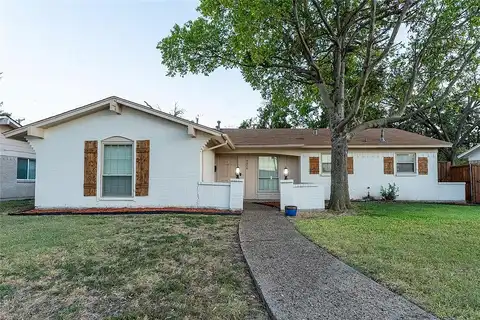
[159,0,480,210]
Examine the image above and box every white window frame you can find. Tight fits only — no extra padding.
[395,153,416,175]
[321,154,331,175]
[100,136,135,199]
[17,158,36,181]
[257,156,279,193]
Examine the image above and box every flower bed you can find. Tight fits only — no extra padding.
[13,207,242,216]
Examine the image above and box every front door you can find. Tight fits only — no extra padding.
[258,156,279,194]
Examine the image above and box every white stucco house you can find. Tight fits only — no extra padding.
[0,117,36,201]
[3,96,465,211]
[459,145,480,164]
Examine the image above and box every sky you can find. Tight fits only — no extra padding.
[0,0,263,128]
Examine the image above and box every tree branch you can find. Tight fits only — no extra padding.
[336,0,376,131]
[292,0,334,110]
[370,0,412,69]
[310,0,337,42]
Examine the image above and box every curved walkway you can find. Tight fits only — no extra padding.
[239,204,436,320]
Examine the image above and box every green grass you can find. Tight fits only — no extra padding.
[0,200,267,320]
[295,203,480,320]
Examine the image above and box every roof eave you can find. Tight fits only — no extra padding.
[233,144,451,149]
[458,144,480,159]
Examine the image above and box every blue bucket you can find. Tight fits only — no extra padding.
[285,205,297,217]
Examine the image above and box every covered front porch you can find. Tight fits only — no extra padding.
[215,153,300,200]
[212,152,325,211]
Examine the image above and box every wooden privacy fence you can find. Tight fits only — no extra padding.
[438,162,480,203]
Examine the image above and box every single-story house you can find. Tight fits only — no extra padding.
[459,145,480,164]
[3,96,465,210]
[0,116,36,201]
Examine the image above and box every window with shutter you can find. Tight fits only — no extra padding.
[309,157,319,174]
[396,153,416,173]
[321,154,331,173]
[103,144,133,197]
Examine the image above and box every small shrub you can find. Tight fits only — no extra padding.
[380,183,399,201]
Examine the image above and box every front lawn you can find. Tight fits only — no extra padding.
[295,203,480,320]
[0,200,267,319]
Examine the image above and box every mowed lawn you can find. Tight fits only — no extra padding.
[0,201,267,320]
[296,203,480,320]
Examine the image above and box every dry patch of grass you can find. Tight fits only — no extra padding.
[295,202,480,320]
[0,201,267,320]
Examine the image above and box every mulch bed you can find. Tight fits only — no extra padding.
[11,207,242,216]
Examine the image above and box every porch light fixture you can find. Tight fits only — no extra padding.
[284,166,289,179]
[235,166,241,179]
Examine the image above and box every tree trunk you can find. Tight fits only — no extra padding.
[328,129,352,211]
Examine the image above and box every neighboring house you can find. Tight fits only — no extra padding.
[4,96,464,210]
[0,117,36,201]
[459,145,480,164]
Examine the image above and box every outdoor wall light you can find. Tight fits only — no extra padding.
[235,166,241,179]
[284,167,289,179]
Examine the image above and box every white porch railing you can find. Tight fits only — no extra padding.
[197,179,244,210]
[280,180,325,211]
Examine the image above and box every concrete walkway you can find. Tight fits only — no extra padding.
[239,204,436,320]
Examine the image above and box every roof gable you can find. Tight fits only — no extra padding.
[4,96,233,147]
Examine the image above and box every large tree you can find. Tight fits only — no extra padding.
[158,0,479,210]
[239,100,326,128]
[398,67,480,164]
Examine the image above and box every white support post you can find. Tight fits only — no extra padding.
[229,179,244,210]
[280,180,294,212]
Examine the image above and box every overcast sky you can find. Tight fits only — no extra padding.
[0,0,262,128]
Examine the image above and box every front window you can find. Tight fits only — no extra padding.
[17,158,36,180]
[321,154,331,173]
[103,144,133,197]
[258,156,278,192]
[396,153,416,173]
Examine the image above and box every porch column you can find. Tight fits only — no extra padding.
[229,179,244,210]
[280,180,294,212]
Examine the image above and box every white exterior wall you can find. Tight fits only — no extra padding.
[201,149,215,182]
[280,180,325,211]
[193,179,245,210]
[0,127,36,200]
[197,182,230,208]
[301,150,465,201]
[28,108,213,208]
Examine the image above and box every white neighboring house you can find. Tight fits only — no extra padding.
[4,96,465,210]
[0,117,36,201]
[459,145,480,164]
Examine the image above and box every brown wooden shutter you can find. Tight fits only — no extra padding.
[418,157,428,175]
[384,157,394,174]
[84,141,98,196]
[347,156,354,174]
[135,140,150,196]
[309,157,319,174]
